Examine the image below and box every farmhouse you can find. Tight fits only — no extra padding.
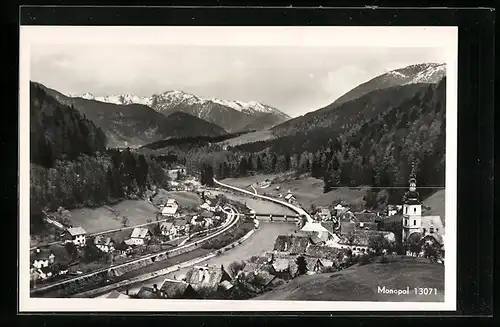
[31,248,55,269]
[159,222,178,239]
[125,227,152,246]
[161,199,179,217]
[62,226,87,247]
[183,265,232,291]
[94,236,115,253]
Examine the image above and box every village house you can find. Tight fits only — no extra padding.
[31,248,55,269]
[161,199,179,217]
[125,227,152,246]
[114,242,133,256]
[94,235,115,253]
[269,252,299,280]
[159,221,178,239]
[160,280,198,299]
[305,245,351,271]
[183,264,232,291]
[336,230,395,255]
[284,193,296,204]
[314,207,332,221]
[387,204,400,216]
[273,234,310,255]
[173,218,190,236]
[62,226,87,247]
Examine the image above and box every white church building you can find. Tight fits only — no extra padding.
[401,167,445,257]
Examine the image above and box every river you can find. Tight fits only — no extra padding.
[110,221,297,296]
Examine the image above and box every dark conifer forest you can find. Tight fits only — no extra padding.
[30,84,170,216]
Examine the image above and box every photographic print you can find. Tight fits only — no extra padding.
[19,26,457,312]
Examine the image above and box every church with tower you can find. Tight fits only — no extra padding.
[401,163,445,256]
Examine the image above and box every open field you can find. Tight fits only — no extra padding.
[69,200,158,234]
[151,190,203,209]
[211,190,296,216]
[219,129,275,147]
[223,175,368,209]
[423,189,446,219]
[255,256,444,302]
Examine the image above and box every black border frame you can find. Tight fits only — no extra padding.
[10,4,495,324]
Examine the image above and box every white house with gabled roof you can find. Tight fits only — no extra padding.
[62,226,87,247]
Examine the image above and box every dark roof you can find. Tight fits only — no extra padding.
[422,233,444,245]
[305,245,350,260]
[273,235,292,252]
[114,242,131,251]
[39,266,53,274]
[340,221,356,235]
[160,281,192,298]
[32,248,54,261]
[404,199,421,205]
[49,244,71,264]
[289,236,310,254]
[339,230,393,247]
[184,265,230,290]
[258,270,276,285]
[136,286,158,299]
[354,212,379,223]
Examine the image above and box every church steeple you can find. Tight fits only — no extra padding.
[409,162,417,192]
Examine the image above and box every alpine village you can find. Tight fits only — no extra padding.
[29,62,446,302]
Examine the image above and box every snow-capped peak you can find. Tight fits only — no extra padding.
[72,89,289,118]
[404,63,446,85]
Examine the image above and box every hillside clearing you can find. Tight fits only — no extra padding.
[69,200,158,233]
[222,175,368,209]
[255,256,444,302]
[219,129,275,147]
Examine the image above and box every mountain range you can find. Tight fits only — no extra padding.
[71,90,290,133]
[33,82,228,148]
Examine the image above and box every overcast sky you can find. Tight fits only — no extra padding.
[31,45,446,117]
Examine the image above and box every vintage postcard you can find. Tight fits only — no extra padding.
[19,26,457,312]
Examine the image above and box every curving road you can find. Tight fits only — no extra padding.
[31,205,241,296]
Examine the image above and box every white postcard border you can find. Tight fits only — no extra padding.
[19,26,458,312]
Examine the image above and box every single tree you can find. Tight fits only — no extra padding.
[121,216,129,228]
[295,255,308,276]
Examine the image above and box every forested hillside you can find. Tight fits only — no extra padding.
[271,83,431,137]
[30,85,171,223]
[30,83,107,168]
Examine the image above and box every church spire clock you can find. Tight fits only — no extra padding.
[402,161,422,242]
